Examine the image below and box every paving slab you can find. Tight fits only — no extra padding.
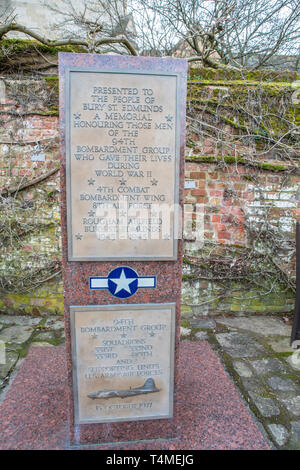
[248,392,281,417]
[266,376,299,393]
[290,421,300,449]
[216,317,291,337]
[0,326,34,345]
[189,318,216,329]
[33,331,56,342]
[0,315,42,327]
[0,351,18,379]
[0,342,269,450]
[251,358,287,375]
[180,327,191,337]
[286,353,300,371]
[44,318,65,331]
[267,424,289,446]
[267,337,295,353]
[242,377,265,394]
[195,331,208,341]
[215,332,267,358]
[278,396,300,417]
[233,361,253,378]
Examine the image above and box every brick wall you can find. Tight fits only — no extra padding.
[0,71,298,317]
[182,162,298,316]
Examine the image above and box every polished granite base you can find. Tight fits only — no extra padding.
[0,341,269,450]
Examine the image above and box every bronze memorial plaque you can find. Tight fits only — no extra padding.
[66,70,180,260]
[71,304,175,424]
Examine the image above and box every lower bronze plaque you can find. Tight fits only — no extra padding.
[70,303,175,424]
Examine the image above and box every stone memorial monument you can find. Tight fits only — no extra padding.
[59,53,187,446]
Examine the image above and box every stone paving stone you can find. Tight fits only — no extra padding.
[215,332,266,357]
[44,318,65,331]
[278,396,300,417]
[290,421,300,449]
[216,317,291,337]
[195,331,208,340]
[242,377,265,394]
[33,331,56,342]
[0,351,18,379]
[0,315,42,327]
[31,342,54,347]
[189,318,216,329]
[0,326,34,345]
[267,424,289,446]
[267,337,295,353]
[251,358,287,375]
[286,351,300,371]
[248,392,281,417]
[233,360,253,378]
[180,327,191,337]
[266,376,299,393]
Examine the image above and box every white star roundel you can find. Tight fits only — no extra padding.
[89,267,156,298]
[108,267,138,298]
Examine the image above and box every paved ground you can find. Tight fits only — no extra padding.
[0,342,269,450]
[0,313,299,449]
[182,315,300,450]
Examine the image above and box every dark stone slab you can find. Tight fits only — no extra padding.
[0,326,33,345]
[248,392,280,418]
[0,351,18,379]
[251,358,287,375]
[233,361,253,378]
[278,396,300,416]
[267,424,289,447]
[290,421,300,449]
[266,376,299,392]
[0,343,269,450]
[189,318,216,329]
[0,315,42,327]
[242,378,265,394]
[216,332,266,358]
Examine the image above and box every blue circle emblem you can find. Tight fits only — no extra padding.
[107,267,138,298]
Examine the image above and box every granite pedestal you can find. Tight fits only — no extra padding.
[0,341,269,450]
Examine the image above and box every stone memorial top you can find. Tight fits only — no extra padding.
[62,55,182,260]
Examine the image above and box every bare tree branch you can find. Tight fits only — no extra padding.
[0,22,138,55]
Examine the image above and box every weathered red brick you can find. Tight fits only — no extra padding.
[190,171,206,179]
[191,189,207,197]
[209,190,223,197]
[204,232,214,239]
[218,231,231,240]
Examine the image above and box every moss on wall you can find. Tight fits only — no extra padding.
[188,66,299,83]
[0,38,86,58]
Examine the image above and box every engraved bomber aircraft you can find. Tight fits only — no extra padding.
[87,378,160,400]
